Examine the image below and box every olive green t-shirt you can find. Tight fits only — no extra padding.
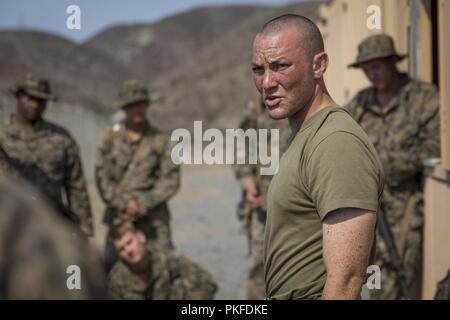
[264,106,384,300]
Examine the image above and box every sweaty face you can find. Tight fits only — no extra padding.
[251,28,315,120]
[114,231,147,265]
[123,101,149,125]
[16,93,46,123]
[360,57,397,92]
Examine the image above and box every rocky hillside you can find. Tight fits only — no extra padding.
[0,2,322,130]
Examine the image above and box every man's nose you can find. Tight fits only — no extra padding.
[262,70,277,91]
[125,246,133,255]
[27,101,39,109]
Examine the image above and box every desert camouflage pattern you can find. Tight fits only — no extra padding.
[107,245,217,300]
[0,118,94,236]
[0,173,105,299]
[95,122,180,249]
[0,144,10,172]
[234,98,291,299]
[346,75,440,299]
[9,73,57,101]
[114,80,150,110]
[348,33,407,68]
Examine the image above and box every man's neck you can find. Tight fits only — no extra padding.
[288,80,335,133]
[130,252,151,275]
[125,121,148,140]
[13,115,41,127]
[376,72,408,107]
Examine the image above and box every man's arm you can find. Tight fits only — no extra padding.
[94,132,130,214]
[132,137,181,210]
[379,87,440,184]
[65,139,94,236]
[321,208,376,300]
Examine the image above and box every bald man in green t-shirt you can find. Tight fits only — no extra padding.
[251,14,384,300]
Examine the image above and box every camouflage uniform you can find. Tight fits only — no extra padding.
[95,81,180,268]
[0,144,10,172]
[107,245,217,299]
[0,74,93,236]
[346,34,440,299]
[234,98,291,299]
[0,172,106,299]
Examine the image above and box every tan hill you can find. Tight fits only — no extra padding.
[0,30,127,113]
[85,2,322,130]
[1,1,322,130]
[85,6,275,83]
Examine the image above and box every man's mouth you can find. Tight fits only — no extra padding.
[264,96,282,108]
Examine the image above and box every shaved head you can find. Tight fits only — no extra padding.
[258,14,324,57]
[251,13,330,122]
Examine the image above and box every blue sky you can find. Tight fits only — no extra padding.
[0,0,298,43]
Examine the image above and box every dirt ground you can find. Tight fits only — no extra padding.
[89,164,249,299]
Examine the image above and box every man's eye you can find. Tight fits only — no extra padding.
[276,63,290,70]
[252,66,264,75]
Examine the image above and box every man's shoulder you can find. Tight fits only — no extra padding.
[350,86,374,103]
[108,260,133,281]
[408,78,438,94]
[314,106,364,140]
[39,120,81,149]
[97,123,126,145]
[105,122,126,136]
[41,120,73,138]
[305,107,374,157]
[344,86,375,115]
[406,79,440,109]
[0,121,23,138]
[149,244,172,263]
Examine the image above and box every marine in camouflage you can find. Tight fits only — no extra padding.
[346,34,440,299]
[95,80,180,264]
[0,73,93,236]
[107,222,217,300]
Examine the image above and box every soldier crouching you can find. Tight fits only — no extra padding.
[106,221,218,300]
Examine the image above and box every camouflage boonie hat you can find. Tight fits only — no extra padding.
[114,80,150,109]
[9,73,57,101]
[348,34,407,68]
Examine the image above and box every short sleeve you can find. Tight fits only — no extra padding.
[306,131,382,220]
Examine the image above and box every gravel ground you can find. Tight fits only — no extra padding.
[89,164,249,300]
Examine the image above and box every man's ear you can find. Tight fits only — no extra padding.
[313,52,329,79]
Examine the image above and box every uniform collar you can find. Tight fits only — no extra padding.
[364,73,413,116]
[4,117,48,140]
[120,121,157,145]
